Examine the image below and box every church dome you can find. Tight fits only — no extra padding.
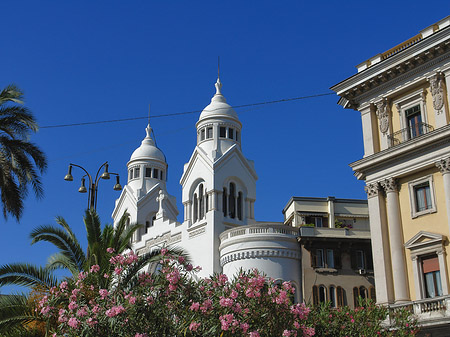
[129,125,166,163]
[198,78,239,122]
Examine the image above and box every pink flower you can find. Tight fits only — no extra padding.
[230,290,238,299]
[107,247,115,253]
[178,256,185,263]
[76,307,88,317]
[90,264,100,273]
[241,322,249,334]
[104,273,109,278]
[161,248,168,256]
[68,301,78,311]
[87,317,98,327]
[67,317,79,329]
[114,267,123,275]
[105,305,125,318]
[128,296,137,304]
[185,263,193,271]
[59,281,68,291]
[190,302,200,311]
[189,321,201,332]
[99,289,109,299]
[40,306,51,315]
[249,331,260,337]
[219,296,234,308]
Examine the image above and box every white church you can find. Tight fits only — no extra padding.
[112,77,302,300]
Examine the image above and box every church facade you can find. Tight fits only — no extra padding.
[112,77,302,300]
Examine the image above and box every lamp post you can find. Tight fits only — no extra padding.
[64,161,122,210]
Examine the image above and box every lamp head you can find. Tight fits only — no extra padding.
[64,165,73,181]
[78,178,87,193]
[101,163,110,180]
[113,175,122,191]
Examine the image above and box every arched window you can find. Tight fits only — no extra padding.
[229,183,236,218]
[205,192,209,214]
[353,286,368,307]
[312,285,318,305]
[199,184,204,219]
[237,192,243,220]
[337,286,345,307]
[134,167,140,179]
[329,286,336,307]
[223,188,227,217]
[319,285,327,304]
[193,194,198,223]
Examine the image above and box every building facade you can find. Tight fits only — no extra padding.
[283,197,374,308]
[332,16,450,333]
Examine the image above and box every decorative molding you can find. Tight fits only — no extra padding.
[380,177,398,193]
[220,249,301,266]
[189,227,206,239]
[364,182,380,198]
[376,99,390,134]
[136,232,182,255]
[429,73,445,114]
[436,157,450,174]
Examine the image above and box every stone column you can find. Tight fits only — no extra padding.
[327,196,335,228]
[359,104,376,157]
[410,256,424,299]
[437,250,449,295]
[380,178,409,303]
[365,182,394,305]
[436,158,450,234]
[210,190,218,211]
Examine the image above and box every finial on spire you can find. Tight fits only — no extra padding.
[218,56,220,81]
[148,103,151,126]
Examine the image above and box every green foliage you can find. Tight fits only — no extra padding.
[307,301,418,337]
[0,84,47,220]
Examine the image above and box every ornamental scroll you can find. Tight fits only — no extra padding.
[376,99,390,134]
[429,74,445,115]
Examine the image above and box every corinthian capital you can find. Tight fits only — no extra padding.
[436,157,450,174]
[364,183,379,198]
[380,177,398,193]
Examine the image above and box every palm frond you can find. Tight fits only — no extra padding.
[0,263,57,289]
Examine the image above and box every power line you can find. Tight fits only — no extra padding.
[41,92,334,129]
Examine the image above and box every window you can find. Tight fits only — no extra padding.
[422,255,443,298]
[312,249,341,269]
[200,128,205,141]
[356,250,365,269]
[408,175,436,218]
[153,168,159,179]
[312,285,327,305]
[219,126,226,138]
[145,167,152,178]
[236,131,240,142]
[305,216,326,227]
[405,231,448,300]
[337,286,345,307]
[353,286,368,307]
[129,169,133,181]
[206,127,213,139]
[405,105,423,139]
[229,183,236,218]
[192,183,206,223]
[237,192,243,220]
[327,249,335,268]
[134,167,140,179]
[329,286,336,307]
[145,215,156,233]
[193,194,198,223]
[160,171,164,181]
[228,128,234,139]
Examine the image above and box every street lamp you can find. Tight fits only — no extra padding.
[64,161,122,210]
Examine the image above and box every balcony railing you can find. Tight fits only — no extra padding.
[387,295,450,327]
[387,123,434,148]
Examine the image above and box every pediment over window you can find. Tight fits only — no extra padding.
[404,231,446,251]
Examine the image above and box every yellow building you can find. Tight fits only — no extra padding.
[331,16,450,333]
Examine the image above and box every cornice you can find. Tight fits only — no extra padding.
[220,248,301,267]
[350,124,450,179]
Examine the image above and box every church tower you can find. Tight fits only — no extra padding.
[112,123,178,241]
[180,77,258,276]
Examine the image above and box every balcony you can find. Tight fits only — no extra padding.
[387,295,450,329]
[387,123,434,148]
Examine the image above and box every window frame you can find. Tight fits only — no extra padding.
[408,175,437,218]
[393,88,428,142]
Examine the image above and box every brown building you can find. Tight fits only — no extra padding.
[283,196,375,308]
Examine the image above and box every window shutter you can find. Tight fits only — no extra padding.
[311,250,317,268]
[312,286,319,305]
[369,287,376,301]
[334,250,342,269]
[353,287,359,308]
[337,287,344,307]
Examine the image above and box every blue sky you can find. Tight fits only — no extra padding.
[1,1,448,293]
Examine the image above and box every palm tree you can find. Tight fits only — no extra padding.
[0,209,185,334]
[0,84,47,220]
